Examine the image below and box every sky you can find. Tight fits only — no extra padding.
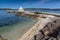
[0,0,60,9]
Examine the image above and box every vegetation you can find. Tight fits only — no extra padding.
[0,8,60,10]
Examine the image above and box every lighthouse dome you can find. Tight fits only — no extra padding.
[18,6,24,12]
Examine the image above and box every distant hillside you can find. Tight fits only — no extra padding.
[0,8,14,10]
[24,8,60,10]
[0,8,60,10]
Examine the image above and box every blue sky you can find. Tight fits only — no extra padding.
[0,0,60,9]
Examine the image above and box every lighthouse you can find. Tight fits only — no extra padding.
[18,6,24,12]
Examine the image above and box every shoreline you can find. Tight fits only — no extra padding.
[18,13,56,40]
[18,18,45,40]
[18,19,41,40]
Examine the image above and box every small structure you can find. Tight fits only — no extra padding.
[18,6,24,12]
[7,10,15,13]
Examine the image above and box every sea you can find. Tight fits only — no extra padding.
[0,9,60,40]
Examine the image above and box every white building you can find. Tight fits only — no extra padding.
[18,6,24,12]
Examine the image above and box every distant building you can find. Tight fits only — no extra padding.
[18,6,24,12]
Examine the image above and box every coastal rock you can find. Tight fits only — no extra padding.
[19,14,60,40]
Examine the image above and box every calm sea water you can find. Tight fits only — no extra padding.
[25,9,60,13]
[0,9,60,40]
[0,10,37,40]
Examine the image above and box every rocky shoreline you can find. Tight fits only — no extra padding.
[19,13,60,40]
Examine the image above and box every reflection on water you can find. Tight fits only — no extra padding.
[0,10,37,40]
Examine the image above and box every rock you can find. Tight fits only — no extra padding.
[36,32,44,40]
[49,37,57,40]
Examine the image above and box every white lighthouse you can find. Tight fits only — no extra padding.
[18,6,24,12]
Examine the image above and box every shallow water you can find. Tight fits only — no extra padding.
[0,10,37,40]
[0,9,60,40]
